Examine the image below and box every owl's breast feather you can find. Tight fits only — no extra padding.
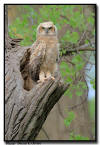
[44,44,58,63]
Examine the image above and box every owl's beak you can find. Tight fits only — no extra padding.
[45,28,49,33]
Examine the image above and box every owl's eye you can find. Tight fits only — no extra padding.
[49,27,52,30]
[42,27,45,29]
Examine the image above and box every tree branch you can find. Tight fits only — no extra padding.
[62,42,95,55]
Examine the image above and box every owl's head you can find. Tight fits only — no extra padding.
[37,21,57,36]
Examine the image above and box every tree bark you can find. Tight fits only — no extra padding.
[5,6,69,140]
[5,5,94,141]
[5,34,69,140]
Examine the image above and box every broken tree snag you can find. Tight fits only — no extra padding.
[5,36,69,140]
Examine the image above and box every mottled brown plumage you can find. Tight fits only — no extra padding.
[29,22,59,83]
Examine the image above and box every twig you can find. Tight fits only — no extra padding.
[85,73,93,80]
[60,57,75,66]
[61,39,95,55]
[65,46,95,53]
[79,52,95,65]
[68,96,87,110]
[60,15,70,22]
[78,30,86,46]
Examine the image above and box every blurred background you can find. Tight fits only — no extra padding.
[7,5,95,140]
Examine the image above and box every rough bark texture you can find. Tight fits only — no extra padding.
[5,6,69,141]
[5,34,69,140]
[5,5,95,141]
[36,76,93,140]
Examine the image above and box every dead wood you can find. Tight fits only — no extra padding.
[5,34,69,140]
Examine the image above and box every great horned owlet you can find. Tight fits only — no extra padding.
[29,21,59,83]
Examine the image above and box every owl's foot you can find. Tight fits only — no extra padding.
[37,77,50,83]
[38,71,46,83]
[51,76,55,80]
[37,76,55,83]
[37,79,45,83]
[45,76,55,81]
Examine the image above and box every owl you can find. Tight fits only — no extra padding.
[29,21,59,83]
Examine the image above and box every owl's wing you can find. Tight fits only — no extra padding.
[29,40,46,81]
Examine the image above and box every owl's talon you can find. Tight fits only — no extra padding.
[37,76,55,83]
[30,22,58,86]
[44,78,48,81]
[51,76,55,80]
[37,80,45,83]
[44,77,49,81]
[45,76,55,81]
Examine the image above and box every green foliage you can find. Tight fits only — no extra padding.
[8,5,95,47]
[60,55,86,99]
[64,111,75,127]
[87,16,94,25]
[8,5,95,140]
[64,111,90,140]
[60,61,74,88]
[60,54,85,83]
[90,79,95,89]
[8,4,93,100]
[69,132,89,140]
[60,61,72,74]
[88,97,95,137]
[63,80,87,99]
[9,6,38,46]
[85,39,89,44]
[62,31,79,44]
[88,98,95,120]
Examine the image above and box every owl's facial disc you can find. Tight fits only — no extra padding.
[37,22,57,36]
[42,26,55,35]
[45,27,53,33]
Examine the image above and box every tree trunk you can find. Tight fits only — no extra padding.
[5,6,69,140]
[5,5,94,141]
[5,31,69,141]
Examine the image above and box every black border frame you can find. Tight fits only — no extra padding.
[4,3,97,144]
